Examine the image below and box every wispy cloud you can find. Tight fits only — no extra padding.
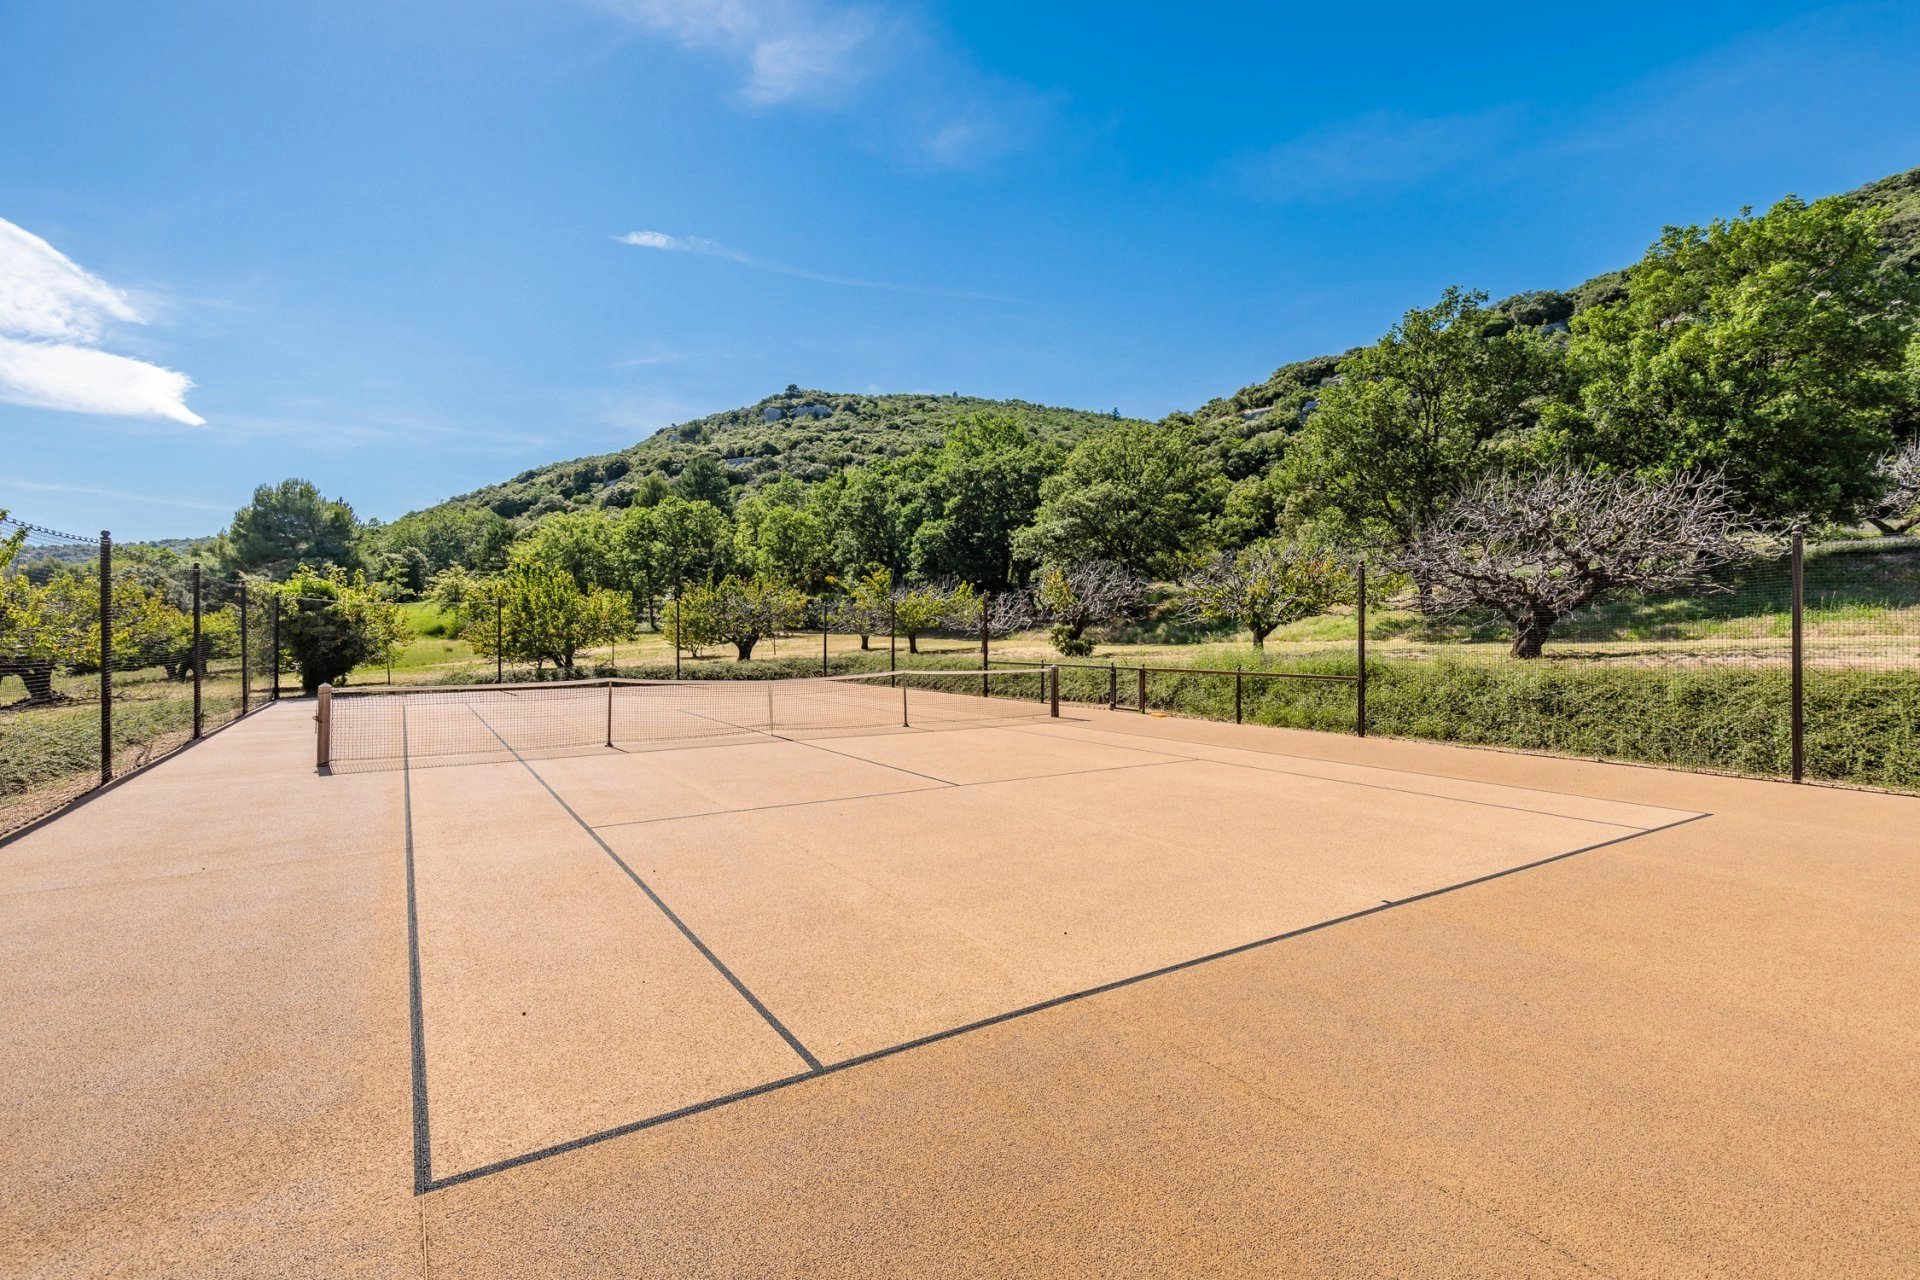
[0,479,229,512]
[617,229,1028,302]
[592,0,1054,166]
[1233,109,1517,203]
[0,218,204,426]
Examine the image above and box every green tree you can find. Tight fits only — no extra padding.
[1013,422,1222,577]
[733,496,831,590]
[674,454,735,509]
[667,574,805,660]
[1035,560,1148,656]
[1179,540,1348,648]
[910,417,1060,590]
[648,496,734,592]
[221,479,361,579]
[275,567,392,693]
[1281,288,1562,556]
[816,465,915,578]
[891,581,977,655]
[511,510,622,590]
[475,562,631,675]
[0,519,96,704]
[1557,194,1912,524]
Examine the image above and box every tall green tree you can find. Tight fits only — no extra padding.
[510,510,621,590]
[1281,288,1562,553]
[673,454,735,510]
[1012,422,1222,577]
[1556,194,1912,524]
[221,479,361,579]
[816,465,914,578]
[911,417,1060,590]
[647,496,733,591]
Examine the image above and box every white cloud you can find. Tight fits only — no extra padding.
[593,0,1052,166]
[617,229,1027,303]
[599,0,883,107]
[0,217,205,426]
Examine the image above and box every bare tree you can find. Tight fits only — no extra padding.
[1179,540,1349,648]
[1866,439,1920,535]
[1033,560,1148,656]
[983,588,1037,639]
[1397,468,1760,658]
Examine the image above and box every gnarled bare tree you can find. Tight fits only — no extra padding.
[1865,439,1920,535]
[1034,560,1148,656]
[1397,468,1760,658]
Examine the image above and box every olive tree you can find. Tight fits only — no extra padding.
[1397,468,1759,659]
[668,574,806,661]
[1034,560,1148,657]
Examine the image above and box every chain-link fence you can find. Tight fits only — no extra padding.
[1,521,286,838]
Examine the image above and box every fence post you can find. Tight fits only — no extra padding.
[1356,562,1368,738]
[315,683,331,769]
[239,581,250,716]
[1137,666,1147,714]
[191,562,204,739]
[888,594,897,678]
[673,584,682,680]
[270,594,281,701]
[99,531,113,784]
[980,593,990,698]
[495,601,504,684]
[606,679,615,748]
[1790,533,1804,783]
[822,597,830,676]
[1108,662,1116,711]
[1235,670,1243,724]
[1049,664,1060,717]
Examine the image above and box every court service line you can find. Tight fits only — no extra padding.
[587,757,1200,832]
[1003,724,1694,831]
[419,809,1713,1193]
[462,705,824,1073]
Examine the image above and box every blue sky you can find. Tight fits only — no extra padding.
[2,0,1918,540]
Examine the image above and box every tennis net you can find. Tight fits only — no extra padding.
[317,667,1057,769]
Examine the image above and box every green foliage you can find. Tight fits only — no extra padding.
[1013,421,1223,576]
[910,417,1060,589]
[1180,540,1348,648]
[0,567,96,703]
[1281,287,1564,548]
[646,496,734,588]
[733,493,831,590]
[470,562,631,674]
[891,581,976,654]
[1557,194,1910,524]
[221,479,360,580]
[665,574,806,660]
[276,566,399,694]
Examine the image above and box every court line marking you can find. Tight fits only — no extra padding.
[587,757,1198,832]
[461,705,824,1073]
[1001,723,1698,831]
[415,809,1712,1193]
[401,704,435,1196]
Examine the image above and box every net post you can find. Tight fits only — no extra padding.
[1355,562,1368,739]
[1234,670,1243,724]
[901,678,909,729]
[1790,533,1804,783]
[239,579,250,716]
[1049,665,1060,717]
[99,531,113,785]
[191,562,204,739]
[270,593,281,702]
[315,683,332,769]
[1137,666,1147,714]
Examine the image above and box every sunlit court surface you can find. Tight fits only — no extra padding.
[3,678,1916,1278]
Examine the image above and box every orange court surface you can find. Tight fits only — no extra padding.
[2,682,1915,1278]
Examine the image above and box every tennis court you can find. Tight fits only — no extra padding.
[317,670,1706,1189]
[5,677,1916,1277]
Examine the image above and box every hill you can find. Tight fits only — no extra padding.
[432,389,1146,523]
[1183,164,1920,449]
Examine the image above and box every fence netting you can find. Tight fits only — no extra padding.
[1,520,283,838]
